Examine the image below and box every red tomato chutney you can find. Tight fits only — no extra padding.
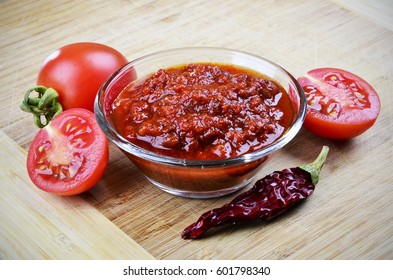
[111,63,294,161]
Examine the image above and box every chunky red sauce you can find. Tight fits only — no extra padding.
[111,63,294,160]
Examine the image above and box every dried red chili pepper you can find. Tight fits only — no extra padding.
[181,146,329,239]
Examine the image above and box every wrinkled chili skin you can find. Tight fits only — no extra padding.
[181,167,314,239]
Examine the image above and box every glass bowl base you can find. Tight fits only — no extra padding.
[145,176,253,199]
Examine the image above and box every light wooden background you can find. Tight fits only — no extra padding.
[1,0,392,259]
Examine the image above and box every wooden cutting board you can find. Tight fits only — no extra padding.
[1,0,392,259]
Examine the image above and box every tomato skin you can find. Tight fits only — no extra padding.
[303,110,377,139]
[298,68,380,139]
[27,109,109,195]
[37,42,128,112]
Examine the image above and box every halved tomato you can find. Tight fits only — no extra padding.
[297,68,380,139]
[26,108,108,195]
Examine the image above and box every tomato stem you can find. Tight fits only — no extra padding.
[20,86,63,128]
[298,146,329,185]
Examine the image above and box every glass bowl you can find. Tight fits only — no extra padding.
[95,47,306,198]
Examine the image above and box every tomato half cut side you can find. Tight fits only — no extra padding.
[297,68,380,139]
[27,108,109,195]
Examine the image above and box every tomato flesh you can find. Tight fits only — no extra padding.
[27,109,108,195]
[298,68,380,139]
[37,42,128,112]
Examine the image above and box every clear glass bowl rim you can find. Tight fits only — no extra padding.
[95,47,306,167]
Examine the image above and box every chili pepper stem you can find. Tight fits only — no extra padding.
[298,146,329,185]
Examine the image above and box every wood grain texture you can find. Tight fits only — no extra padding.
[334,0,393,31]
[0,130,154,259]
[1,0,392,259]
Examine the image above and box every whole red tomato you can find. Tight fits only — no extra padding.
[37,42,128,112]
[297,68,380,139]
